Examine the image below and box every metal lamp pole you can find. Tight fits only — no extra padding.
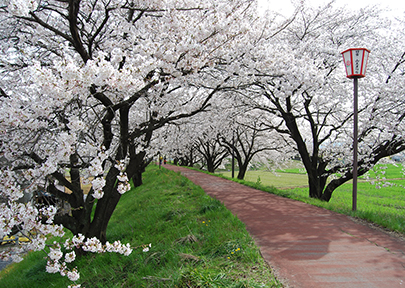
[353,77,358,211]
[341,48,370,212]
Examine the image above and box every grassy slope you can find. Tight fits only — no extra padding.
[0,165,281,288]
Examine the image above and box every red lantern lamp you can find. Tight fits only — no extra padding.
[341,48,370,79]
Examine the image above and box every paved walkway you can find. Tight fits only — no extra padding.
[164,165,405,288]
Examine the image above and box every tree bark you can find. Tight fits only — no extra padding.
[237,160,248,180]
[87,166,121,243]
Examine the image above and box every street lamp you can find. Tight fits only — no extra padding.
[341,48,370,211]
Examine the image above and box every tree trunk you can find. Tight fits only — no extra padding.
[188,150,194,167]
[321,177,349,202]
[127,150,147,188]
[306,161,328,199]
[308,174,324,199]
[237,170,245,180]
[206,157,215,173]
[132,172,143,187]
[237,162,248,180]
[87,167,121,243]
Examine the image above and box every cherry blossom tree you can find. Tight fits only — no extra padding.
[0,0,257,284]
[246,3,405,201]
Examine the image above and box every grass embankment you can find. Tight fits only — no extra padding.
[0,165,281,288]
[220,163,405,235]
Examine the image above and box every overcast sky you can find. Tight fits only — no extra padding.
[258,0,405,18]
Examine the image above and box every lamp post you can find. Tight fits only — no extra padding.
[341,48,370,211]
[232,130,235,178]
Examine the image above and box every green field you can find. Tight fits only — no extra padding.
[220,170,308,188]
[0,165,281,288]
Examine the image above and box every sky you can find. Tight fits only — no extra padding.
[257,0,405,18]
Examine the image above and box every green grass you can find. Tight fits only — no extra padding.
[362,163,405,179]
[0,165,281,288]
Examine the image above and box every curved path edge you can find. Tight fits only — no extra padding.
[164,165,405,288]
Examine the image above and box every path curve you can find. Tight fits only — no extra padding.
[164,165,405,288]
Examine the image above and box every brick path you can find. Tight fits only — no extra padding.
[164,165,405,288]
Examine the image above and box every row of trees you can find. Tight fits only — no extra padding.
[163,3,405,201]
[163,103,285,179]
[0,0,404,285]
[0,0,258,284]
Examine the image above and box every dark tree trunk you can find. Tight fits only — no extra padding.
[206,158,215,173]
[282,109,328,199]
[307,171,328,199]
[54,166,122,246]
[179,157,189,167]
[188,149,194,167]
[127,149,147,188]
[127,129,154,188]
[237,161,248,180]
[321,177,349,202]
[87,166,121,243]
[132,172,143,187]
[305,157,328,199]
[279,102,336,200]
